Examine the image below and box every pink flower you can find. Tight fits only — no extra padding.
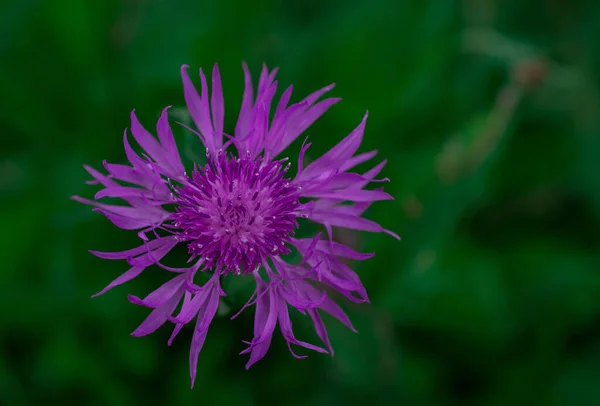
[73,63,399,387]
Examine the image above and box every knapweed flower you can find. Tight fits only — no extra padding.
[73,63,399,387]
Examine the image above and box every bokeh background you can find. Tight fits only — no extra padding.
[2,0,600,405]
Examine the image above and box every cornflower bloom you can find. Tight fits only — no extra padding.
[73,63,399,387]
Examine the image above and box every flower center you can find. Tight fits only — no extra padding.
[172,151,300,275]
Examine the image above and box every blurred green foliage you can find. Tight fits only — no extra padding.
[2,0,600,405]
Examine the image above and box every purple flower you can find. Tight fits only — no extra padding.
[73,63,399,387]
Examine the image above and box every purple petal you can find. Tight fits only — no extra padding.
[72,195,169,229]
[94,185,164,201]
[130,287,184,337]
[307,308,334,355]
[279,281,326,310]
[298,112,368,182]
[243,338,273,370]
[130,110,165,163]
[123,131,154,176]
[354,159,388,190]
[250,102,271,157]
[292,238,374,261]
[97,208,165,230]
[156,106,186,178]
[300,281,358,331]
[317,295,357,332]
[339,150,378,172]
[172,285,213,324]
[128,273,186,308]
[308,209,400,240]
[277,296,328,356]
[181,65,211,150]
[235,62,255,146]
[266,102,308,160]
[168,290,192,346]
[273,85,293,123]
[301,188,394,202]
[102,162,155,190]
[91,266,144,298]
[83,164,119,189]
[244,280,278,369]
[256,64,270,99]
[301,83,335,106]
[189,287,220,388]
[127,237,178,267]
[315,199,374,216]
[210,64,224,148]
[198,68,215,148]
[168,323,185,347]
[247,79,278,157]
[89,237,174,260]
[316,172,369,189]
[274,97,341,157]
[310,261,364,294]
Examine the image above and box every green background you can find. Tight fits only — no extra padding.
[2,0,600,405]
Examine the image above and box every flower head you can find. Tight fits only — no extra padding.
[172,152,301,274]
[73,63,398,387]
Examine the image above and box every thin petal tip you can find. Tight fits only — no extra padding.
[127,294,144,306]
[130,109,140,121]
[90,292,102,299]
[387,230,401,241]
